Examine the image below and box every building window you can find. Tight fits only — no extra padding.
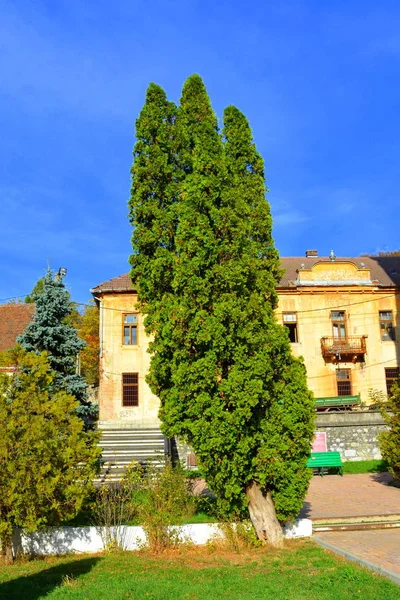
[123,314,138,345]
[331,311,347,341]
[336,369,352,396]
[385,367,399,395]
[186,452,198,470]
[122,373,139,406]
[379,311,395,341]
[283,312,298,343]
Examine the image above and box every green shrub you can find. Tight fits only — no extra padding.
[93,462,143,551]
[137,462,195,551]
[379,383,400,480]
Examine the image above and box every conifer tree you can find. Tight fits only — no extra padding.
[128,83,179,399]
[78,302,100,387]
[0,350,100,562]
[379,381,400,480]
[17,269,97,419]
[24,276,45,303]
[128,82,178,313]
[130,75,315,546]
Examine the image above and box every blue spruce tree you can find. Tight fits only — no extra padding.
[18,269,97,420]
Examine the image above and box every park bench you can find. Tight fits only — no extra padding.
[306,451,343,476]
[315,394,361,412]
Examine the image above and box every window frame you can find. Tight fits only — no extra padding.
[379,311,395,341]
[385,367,399,395]
[283,312,298,343]
[122,372,139,407]
[336,368,352,396]
[331,310,347,341]
[122,313,138,346]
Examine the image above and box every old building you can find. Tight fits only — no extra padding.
[0,303,35,373]
[278,252,400,407]
[92,252,400,433]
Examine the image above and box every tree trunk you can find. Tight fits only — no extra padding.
[246,481,283,548]
[2,535,14,564]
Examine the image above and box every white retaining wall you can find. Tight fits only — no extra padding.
[12,519,312,556]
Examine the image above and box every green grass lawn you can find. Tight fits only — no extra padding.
[1,541,399,600]
[341,460,389,474]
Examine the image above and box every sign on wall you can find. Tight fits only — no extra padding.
[312,432,327,452]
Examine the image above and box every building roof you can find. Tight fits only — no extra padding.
[0,303,35,352]
[278,256,400,288]
[91,255,400,295]
[91,273,136,294]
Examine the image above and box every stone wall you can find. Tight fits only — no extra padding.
[316,410,388,461]
[175,411,388,467]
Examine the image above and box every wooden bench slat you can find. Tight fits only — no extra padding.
[306,451,343,475]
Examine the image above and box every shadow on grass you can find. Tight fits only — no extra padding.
[0,556,101,600]
[363,460,389,474]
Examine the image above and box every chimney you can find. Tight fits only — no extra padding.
[305,249,318,258]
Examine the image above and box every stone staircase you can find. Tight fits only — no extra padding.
[97,428,167,483]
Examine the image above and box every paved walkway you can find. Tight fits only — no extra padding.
[315,529,400,583]
[300,473,400,520]
[304,473,400,584]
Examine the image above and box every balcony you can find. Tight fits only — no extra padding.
[321,336,367,361]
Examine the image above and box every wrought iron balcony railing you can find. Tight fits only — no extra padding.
[320,336,367,359]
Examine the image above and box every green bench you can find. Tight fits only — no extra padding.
[306,451,343,476]
[315,395,360,411]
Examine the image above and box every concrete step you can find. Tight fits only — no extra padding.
[101,431,164,440]
[97,427,168,483]
[100,429,163,434]
[100,437,164,444]
[102,454,164,461]
[313,521,400,533]
[101,450,163,455]
[312,514,400,533]
[100,440,165,446]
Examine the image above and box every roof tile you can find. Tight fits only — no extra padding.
[0,304,35,352]
[91,256,400,294]
[91,273,136,294]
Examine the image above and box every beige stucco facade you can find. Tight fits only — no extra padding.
[278,262,399,401]
[96,291,161,428]
[93,258,399,428]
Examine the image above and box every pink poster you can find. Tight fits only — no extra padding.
[312,432,327,452]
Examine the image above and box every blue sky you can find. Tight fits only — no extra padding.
[1,0,399,303]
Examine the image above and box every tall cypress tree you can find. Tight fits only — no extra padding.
[128,82,180,397]
[17,269,96,419]
[128,83,178,313]
[130,76,315,546]
[218,105,314,542]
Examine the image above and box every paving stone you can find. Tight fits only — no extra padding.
[301,473,400,520]
[316,529,400,576]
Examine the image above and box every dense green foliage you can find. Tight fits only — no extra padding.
[379,381,400,480]
[129,75,315,524]
[129,82,178,309]
[74,302,100,387]
[0,350,100,558]
[17,270,97,418]
[0,349,12,367]
[1,544,399,600]
[24,275,98,384]
[24,276,45,303]
[94,461,197,550]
